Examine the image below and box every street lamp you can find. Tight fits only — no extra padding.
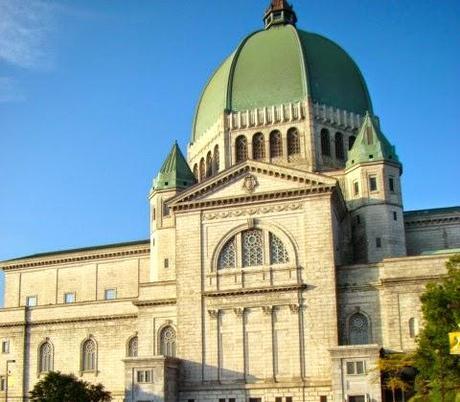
[5,360,15,402]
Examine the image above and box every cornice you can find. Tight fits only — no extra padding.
[0,313,137,328]
[2,246,150,271]
[404,216,460,227]
[132,298,176,307]
[380,274,444,286]
[204,284,307,298]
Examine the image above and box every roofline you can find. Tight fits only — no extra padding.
[2,239,150,265]
[404,206,460,216]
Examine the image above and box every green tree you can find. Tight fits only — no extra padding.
[30,371,112,402]
[413,254,460,402]
[375,352,415,402]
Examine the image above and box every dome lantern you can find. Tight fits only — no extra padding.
[263,0,297,30]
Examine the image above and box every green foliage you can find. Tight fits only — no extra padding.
[376,353,415,402]
[30,371,111,402]
[413,254,460,402]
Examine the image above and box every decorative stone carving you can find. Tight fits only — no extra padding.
[208,309,219,319]
[262,305,274,315]
[242,174,258,194]
[203,202,303,221]
[289,304,300,313]
[233,307,244,317]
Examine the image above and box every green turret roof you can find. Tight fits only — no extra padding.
[153,142,196,191]
[346,112,400,169]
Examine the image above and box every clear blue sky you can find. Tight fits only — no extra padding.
[0,0,459,303]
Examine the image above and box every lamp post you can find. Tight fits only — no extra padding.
[5,360,15,402]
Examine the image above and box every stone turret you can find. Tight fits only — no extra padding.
[344,113,406,262]
[149,142,196,281]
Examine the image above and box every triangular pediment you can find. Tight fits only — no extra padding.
[168,161,337,212]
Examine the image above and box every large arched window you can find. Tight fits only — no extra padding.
[39,341,53,373]
[335,132,344,159]
[287,127,300,156]
[213,145,220,174]
[349,312,370,345]
[160,326,176,357]
[252,133,265,160]
[199,158,205,182]
[127,335,138,357]
[270,130,283,158]
[321,129,331,156]
[81,338,96,371]
[217,229,289,270]
[235,136,248,163]
[206,151,213,178]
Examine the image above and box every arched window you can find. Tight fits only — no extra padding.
[235,136,248,163]
[82,338,96,371]
[252,133,265,160]
[218,238,236,269]
[335,132,344,159]
[349,312,370,345]
[127,336,138,357]
[213,145,220,174]
[321,129,330,156]
[409,318,418,339]
[160,326,176,357]
[206,151,212,178]
[39,341,53,373]
[199,158,205,182]
[217,229,290,270]
[287,127,300,156]
[348,135,356,150]
[193,164,198,179]
[269,233,289,264]
[270,130,283,158]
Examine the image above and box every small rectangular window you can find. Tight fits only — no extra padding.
[346,361,366,376]
[389,177,395,192]
[104,289,117,300]
[136,369,153,383]
[153,208,156,221]
[356,215,361,225]
[376,237,382,248]
[356,361,365,374]
[164,258,169,268]
[1,340,9,354]
[353,181,359,196]
[320,397,328,402]
[229,399,236,402]
[369,176,377,192]
[64,292,76,304]
[219,399,226,402]
[393,211,398,221]
[26,295,37,307]
[0,376,5,391]
[346,361,355,374]
[286,397,293,402]
[188,400,195,402]
[276,398,282,402]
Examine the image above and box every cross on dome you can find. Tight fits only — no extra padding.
[263,0,297,29]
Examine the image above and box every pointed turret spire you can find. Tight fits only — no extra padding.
[263,0,297,30]
[346,112,400,169]
[153,141,196,190]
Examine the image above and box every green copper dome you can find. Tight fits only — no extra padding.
[192,24,373,143]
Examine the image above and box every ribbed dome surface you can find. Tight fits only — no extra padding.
[192,25,373,143]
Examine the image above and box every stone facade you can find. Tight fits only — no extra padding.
[1,2,460,402]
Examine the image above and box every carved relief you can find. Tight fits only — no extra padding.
[242,174,258,194]
[262,305,274,315]
[208,309,219,319]
[203,202,303,221]
[289,304,300,313]
[233,307,244,317]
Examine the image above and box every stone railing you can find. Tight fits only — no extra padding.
[227,101,306,130]
[313,102,363,130]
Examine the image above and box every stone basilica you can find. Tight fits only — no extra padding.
[1,2,459,402]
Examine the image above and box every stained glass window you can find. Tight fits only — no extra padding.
[82,339,96,371]
[270,131,283,158]
[236,136,248,163]
[270,233,289,264]
[287,128,300,156]
[252,133,265,160]
[242,229,263,267]
[218,238,236,269]
[349,313,369,345]
[128,336,138,357]
[160,326,176,357]
[39,342,52,373]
